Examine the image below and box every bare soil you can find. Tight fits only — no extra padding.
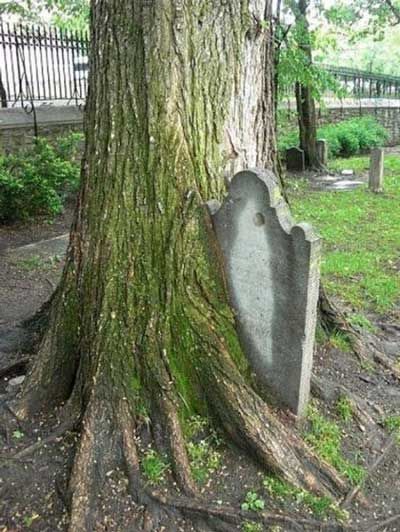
[0,209,399,531]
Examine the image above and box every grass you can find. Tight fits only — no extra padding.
[383,415,400,444]
[305,403,365,486]
[141,449,170,486]
[184,415,222,484]
[288,154,400,314]
[336,396,353,423]
[263,475,348,521]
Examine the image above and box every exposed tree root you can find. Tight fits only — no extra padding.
[341,436,396,509]
[366,513,400,532]
[148,490,348,531]
[9,417,77,461]
[194,337,350,501]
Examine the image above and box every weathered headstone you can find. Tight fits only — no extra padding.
[369,148,384,192]
[207,169,321,416]
[286,147,305,172]
[316,139,328,166]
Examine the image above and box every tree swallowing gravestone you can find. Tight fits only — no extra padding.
[207,169,321,416]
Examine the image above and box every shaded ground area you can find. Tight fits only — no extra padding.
[0,200,400,531]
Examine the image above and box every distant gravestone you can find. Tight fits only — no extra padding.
[316,139,328,166]
[206,169,321,416]
[369,148,384,192]
[286,147,305,172]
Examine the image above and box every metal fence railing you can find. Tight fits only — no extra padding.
[0,21,89,109]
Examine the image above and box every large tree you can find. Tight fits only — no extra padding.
[12,1,349,529]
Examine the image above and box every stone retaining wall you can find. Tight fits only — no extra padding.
[0,106,84,152]
[280,100,400,146]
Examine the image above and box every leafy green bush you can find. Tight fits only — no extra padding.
[0,134,81,223]
[278,117,388,158]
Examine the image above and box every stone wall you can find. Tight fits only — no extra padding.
[318,106,400,146]
[280,99,400,146]
[0,106,84,153]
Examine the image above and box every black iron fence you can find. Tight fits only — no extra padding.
[0,21,89,109]
[324,65,400,99]
[1,22,400,110]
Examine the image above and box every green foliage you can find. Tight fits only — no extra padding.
[289,155,400,313]
[348,313,376,333]
[0,135,81,223]
[141,449,170,486]
[242,522,263,532]
[241,491,265,512]
[305,404,365,486]
[336,396,353,423]
[12,430,24,440]
[0,0,89,31]
[278,117,388,157]
[184,416,222,484]
[187,439,221,484]
[329,331,352,353]
[263,475,348,521]
[383,416,400,443]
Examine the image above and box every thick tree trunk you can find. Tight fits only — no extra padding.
[14,1,349,529]
[294,0,321,169]
[295,81,319,168]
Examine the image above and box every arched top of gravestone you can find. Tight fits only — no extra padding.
[209,168,319,245]
[205,168,321,416]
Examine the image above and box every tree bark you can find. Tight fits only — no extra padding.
[13,1,349,529]
[294,0,321,169]
[0,73,7,108]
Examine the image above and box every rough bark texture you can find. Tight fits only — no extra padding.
[294,0,320,169]
[14,1,349,529]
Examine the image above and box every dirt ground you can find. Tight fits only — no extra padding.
[0,206,399,531]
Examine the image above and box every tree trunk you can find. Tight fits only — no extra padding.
[14,1,349,529]
[0,73,7,108]
[294,0,320,169]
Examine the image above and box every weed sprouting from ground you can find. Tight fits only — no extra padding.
[383,416,400,444]
[305,403,365,485]
[184,415,222,484]
[141,449,170,486]
[336,396,353,423]
[241,491,265,512]
[263,475,348,521]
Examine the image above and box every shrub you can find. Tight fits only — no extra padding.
[0,134,81,223]
[278,117,388,158]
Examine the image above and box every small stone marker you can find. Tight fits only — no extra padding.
[369,148,384,192]
[207,169,321,416]
[341,169,354,177]
[286,147,305,172]
[316,139,328,166]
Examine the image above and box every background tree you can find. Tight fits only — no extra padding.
[10,1,350,529]
[275,0,336,169]
[0,0,89,30]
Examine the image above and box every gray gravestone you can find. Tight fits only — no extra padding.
[286,147,305,172]
[369,148,384,192]
[206,169,321,417]
[316,139,328,166]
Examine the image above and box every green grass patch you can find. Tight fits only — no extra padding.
[336,396,353,423]
[305,403,365,486]
[383,415,400,444]
[263,475,348,521]
[141,449,170,486]
[289,155,400,313]
[184,415,222,484]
